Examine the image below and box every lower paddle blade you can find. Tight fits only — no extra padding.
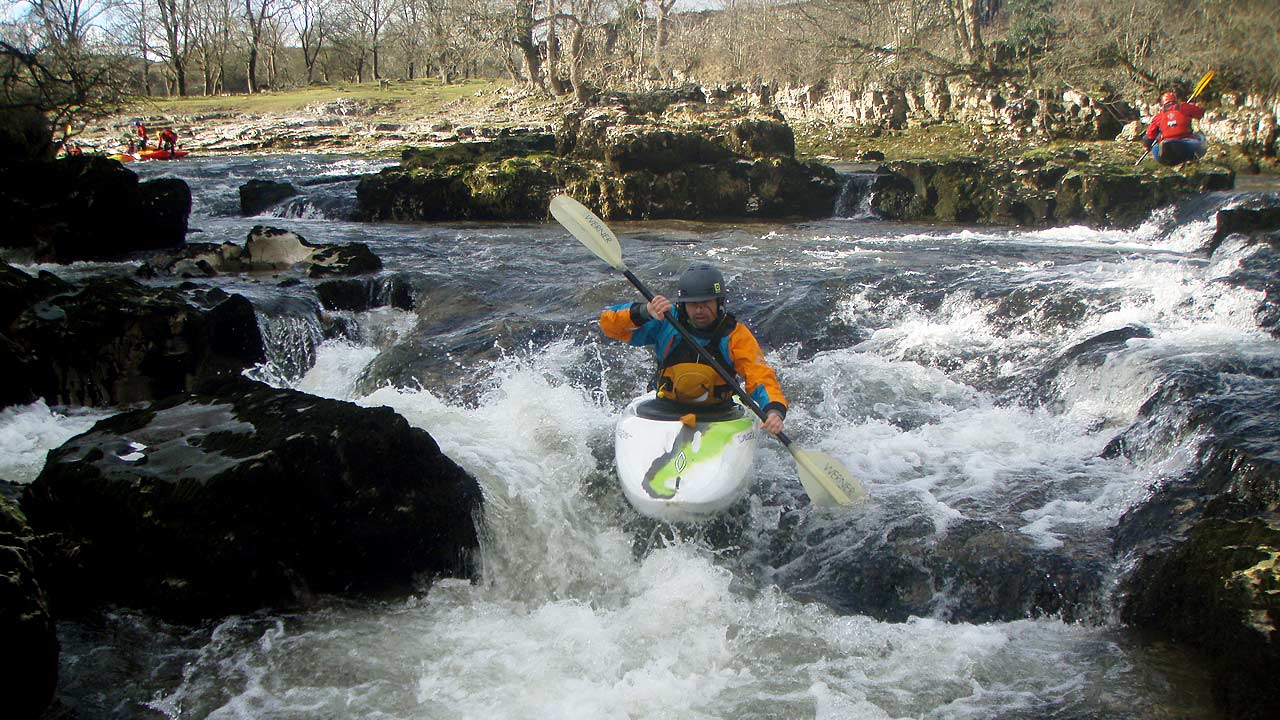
[790,448,868,507]
[550,195,627,271]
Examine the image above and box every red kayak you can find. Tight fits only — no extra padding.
[137,149,189,161]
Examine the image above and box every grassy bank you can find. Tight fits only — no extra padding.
[126,78,516,122]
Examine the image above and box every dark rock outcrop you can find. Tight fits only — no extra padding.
[0,156,191,262]
[239,178,298,215]
[1122,514,1280,719]
[0,495,58,720]
[20,377,484,620]
[2,263,265,409]
[315,272,424,312]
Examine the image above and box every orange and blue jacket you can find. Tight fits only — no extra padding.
[599,302,788,417]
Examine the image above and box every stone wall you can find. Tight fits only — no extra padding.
[755,79,1278,156]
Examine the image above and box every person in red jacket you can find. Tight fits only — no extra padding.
[1144,91,1206,166]
[134,120,148,149]
[159,128,178,153]
[599,264,788,436]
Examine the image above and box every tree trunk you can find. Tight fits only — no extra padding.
[246,47,259,93]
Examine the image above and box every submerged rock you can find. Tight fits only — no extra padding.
[21,377,484,620]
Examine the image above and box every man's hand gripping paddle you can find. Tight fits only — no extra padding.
[550,194,867,507]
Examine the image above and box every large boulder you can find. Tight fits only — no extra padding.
[2,265,265,408]
[239,178,298,216]
[0,495,58,720]
[20,377,484,620]
[0,156,190,262]
[356,101,840,222]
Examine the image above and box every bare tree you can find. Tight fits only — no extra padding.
[289,0,330,84]
[242,0,284,92]
[154,0,196,95]
[2,2,132,152]
[193,0,235,94]
[333,0,399,81]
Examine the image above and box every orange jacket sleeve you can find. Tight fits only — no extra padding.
[726,323,787,415]
[600,303,645,343]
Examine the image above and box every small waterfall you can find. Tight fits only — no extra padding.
[250,297,329,382]
[833,171,879,218]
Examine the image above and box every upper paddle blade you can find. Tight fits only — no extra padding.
[1191,70,1214,100]
[790,448,868,507]
[550,195,627,271]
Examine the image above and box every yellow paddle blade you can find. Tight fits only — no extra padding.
[790,447,868,507]
[550,195,627,271]
[1190,70,1214,100]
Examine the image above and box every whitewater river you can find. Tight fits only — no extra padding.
[6,154,1270,718]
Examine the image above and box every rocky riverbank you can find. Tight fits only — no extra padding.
[71,83,1252,226]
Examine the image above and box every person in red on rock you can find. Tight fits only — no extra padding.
[134,120,148,150]
[159,128,178,153]
[1143,91,1207,166]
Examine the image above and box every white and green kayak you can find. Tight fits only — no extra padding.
[614,392,760,522]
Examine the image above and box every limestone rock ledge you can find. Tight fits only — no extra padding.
[355,97,841,222]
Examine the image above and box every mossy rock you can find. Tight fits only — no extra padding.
[464,156,562,219]
[355,166,471,221]
[400,135,556,171]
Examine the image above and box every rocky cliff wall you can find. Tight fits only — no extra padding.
[752,79,1277,157]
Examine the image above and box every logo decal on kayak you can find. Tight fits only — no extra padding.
[641,417,753,499]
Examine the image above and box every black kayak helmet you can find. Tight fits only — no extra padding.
[677,263,726,303]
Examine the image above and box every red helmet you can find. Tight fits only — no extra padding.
[1160,91,1179,106]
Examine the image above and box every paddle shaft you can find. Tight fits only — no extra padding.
[619,268,796,448]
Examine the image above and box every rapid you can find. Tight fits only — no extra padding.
[6,154,1273,718]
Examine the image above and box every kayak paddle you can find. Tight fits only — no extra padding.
[1135,69,1214,166]
[550,194,867,507]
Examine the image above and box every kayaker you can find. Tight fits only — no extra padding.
[159,128,178,153]
[1143,90,1207,166]
[600,263,788,436]
[134,120,148,150]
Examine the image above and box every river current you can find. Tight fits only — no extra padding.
[5,154,1269,718]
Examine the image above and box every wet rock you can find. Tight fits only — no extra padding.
[315,272,423,312]
[768,512,1104,623]
[20,377,484,620]
[1121,515,1280,719]
[2,267,265,408]
[1208,192,1280,253]
[239,179,298,215]
[246,225,383,276]
[0,156,190,263]
[0,495,58,720]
